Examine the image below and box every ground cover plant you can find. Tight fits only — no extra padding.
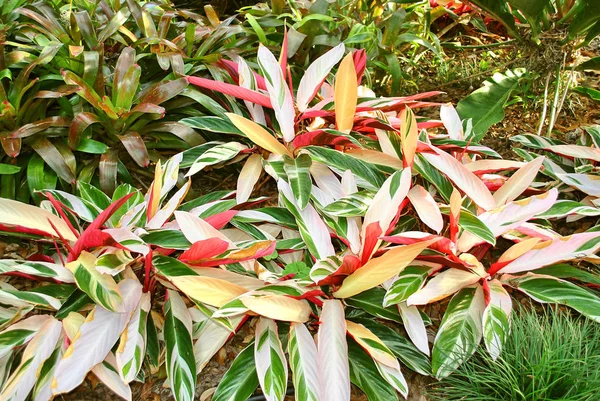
[0,1,600,401]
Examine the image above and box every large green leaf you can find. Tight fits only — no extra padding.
[345,288,402,322]
[255,318,288,401]
[283,154,312,210]
[432,286,485,379]
[456,69,528,142]
[507,273,600,322]
[348,340,397,401]
[212,343,259,401]
[383,266,430,307]
[465,0,519,37]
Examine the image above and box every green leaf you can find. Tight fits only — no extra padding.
[383,266,430,307]
[303,146,386,191]
[507,273,600,323]
[573,86,600,102]
[348,339,397,401]
[482,279,512,360]
[164,290,196,401]
[456,69,528,142]
[0,164,20,175]
[346,288,402,322]
[212,343,259,401]
[432,286,485,379]
[284,154,313,210]
[465,0,520,37]
[322,191,373,217]
[534,264,600,286]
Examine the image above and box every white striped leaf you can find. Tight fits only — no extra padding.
[456,189,559,253]
[0,198,77,242]
[288,322,319,401]
[322,191,373,217]
[164,290,196,401]
[31,337,64,401]
[212,343,259,401]
[0,260,73,283]
[237,154,263,204]
[186,142,248,177]
[492,156,544,205]
[0,352,13,395]
[432,286,485,379]
[506,273,600,322]
[257,45,295,142]
[374,360,408,398]
[440,103,464,140]
[278,179,335,260]
[421,146,496,210]
[407,268,480,306]
[95,249,133,276]
[51,279,142,395]
[91,352,132,401]
[255,318,288,401]
[192,311,241,374]
[407,185,443,233]
[40,190,101,223]
[0,283,64,311]
[241,291,311,322]
[360,168,412,261]
[310,256,343,284]
[556,173,600,196]
[66,251,123,312]
[498,231,600,274]
[284,154,313,210]
[0,315,51,360]
[0,307,32,332]
[548,144,600,162]
[0,318,62,401]
[317,300,350,401]
[236,56,266,124]
[296,43,345,112]
[482,279,511,360]
[536,200,600,219]
[345,321,398,368]
[116,292,150,383]
[398,302,429,357]
[383,266,430,307]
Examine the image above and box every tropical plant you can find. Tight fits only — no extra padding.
[463,0,600,45]
[428,306,600,401]
[1,35,600,400]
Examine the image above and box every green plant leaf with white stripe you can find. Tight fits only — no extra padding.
[212,343,259,401]
[116,292,150,383]
[506,273,600,323]
[322,191,374,217]
[0,315,52,360]
[432,286,485,379]
[318,300,350,401]
[283,154,312,210]
[0,318,62,401]
[66,251,123,312]
[164,290,196,401]
[0,260,74,283]
[186,142,248,177]
[288,322,319,401]
[383,266,430,307]
[255,318,288,401]
[482,279,511,360]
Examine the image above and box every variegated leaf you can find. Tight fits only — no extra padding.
[52,279,142,395]
[257,45,295,142]
[383,266,430,307]
[322,191,373,217]
[66,251,124,312]
[407,268,480,306]
[297,43,345,112]
[432,286,485,379]
[186,142,248,177]
[407,185,443,233]
[0,260,73,283]
[318,300,350,401]
[237,154,263,204]
[398,302,429,357]
[506,273,600,322]
[279,179,335,260]
[116,292,150,383]
[283,154,313,210]
[482,279,511,360]
[164,290,196,401]
[255,318,288,401]
[288,322,319,401]
[0,318,62,401]
[0,315,51,360]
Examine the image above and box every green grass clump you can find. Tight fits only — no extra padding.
[428,306,600,401]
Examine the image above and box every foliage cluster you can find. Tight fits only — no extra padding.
[0,1,600,401]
